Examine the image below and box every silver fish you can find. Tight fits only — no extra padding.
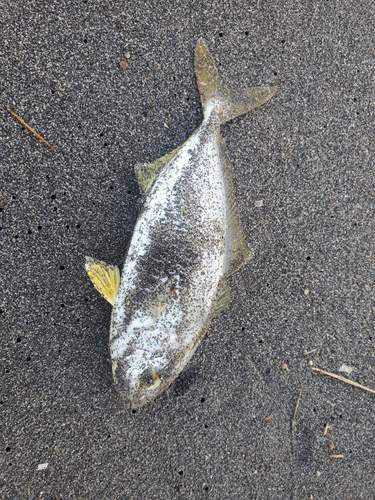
[86,39,276,408]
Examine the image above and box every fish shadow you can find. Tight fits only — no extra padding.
[172,365,200,398]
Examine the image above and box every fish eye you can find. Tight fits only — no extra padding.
[139,369,161,390]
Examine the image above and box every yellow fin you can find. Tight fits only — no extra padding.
[194,38,222,118]
[219,137,251,275]
[213,282,231,317]
[85,256,120,305]
[194,38,276,124]
[135,143,183,193]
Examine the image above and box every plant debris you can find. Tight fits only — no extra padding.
[310,366,375,395]
[292,389,302,432]
[8,108,53,149]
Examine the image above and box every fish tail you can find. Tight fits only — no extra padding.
[194,38,276,124]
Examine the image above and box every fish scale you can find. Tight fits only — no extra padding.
[85,38,276,408]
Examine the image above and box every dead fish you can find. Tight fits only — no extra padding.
[86,39,276,408]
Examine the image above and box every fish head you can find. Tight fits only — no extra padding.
[112,333,199,409]
[112,354,172,409]
[110,296,185,408]
[110,319,181,408]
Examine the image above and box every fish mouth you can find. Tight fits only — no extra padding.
[139,368,162,391]
[113,360,165,409]
[118,385,164,410]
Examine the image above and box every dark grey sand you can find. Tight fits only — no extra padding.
[1,1,375,498]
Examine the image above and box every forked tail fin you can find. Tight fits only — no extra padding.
[194,38,276,124]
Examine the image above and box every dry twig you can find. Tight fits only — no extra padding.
[311,366,375,395]
[292,389,302,433]
[7,108,53,149]
[291,389,302,473]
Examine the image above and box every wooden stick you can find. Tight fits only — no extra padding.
[7,108,53,149]
[291,389,302,463]
[292,389,302,432]
[311,366,375,395]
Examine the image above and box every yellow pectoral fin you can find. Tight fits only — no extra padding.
[85,256,120,305]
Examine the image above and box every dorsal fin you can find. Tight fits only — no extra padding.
[212,282,231,317]
[218,137,252,276]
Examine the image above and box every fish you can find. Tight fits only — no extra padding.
[85,38,276,408]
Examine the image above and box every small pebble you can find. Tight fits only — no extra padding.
[125,52,131,59]
[120,61,128,70]
[339,364,353,375]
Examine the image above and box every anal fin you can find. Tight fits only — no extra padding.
[85,256,120,305]
[135,143,183,193]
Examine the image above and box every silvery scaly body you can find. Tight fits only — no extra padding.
[86,39,276,408]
